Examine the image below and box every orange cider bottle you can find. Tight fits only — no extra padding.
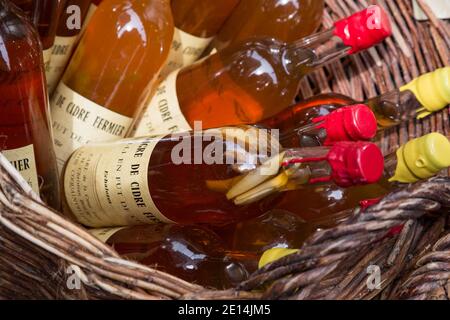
[50,0,174,171]
[0,0,60,209]
[133,6,392,137]
[63,125,384,228]
[277,133,450,222]
[90,225,258,289]
[11,0,65,86]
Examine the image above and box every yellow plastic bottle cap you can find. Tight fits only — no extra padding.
[258,248,299,269]
[389,133,450,183]
[400,67,450,118]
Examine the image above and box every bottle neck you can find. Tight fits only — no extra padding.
[226,146,336,206]
[282,147,335,185]
[366,88,422,129]
[283,28,351,74]
[279,122,328,148]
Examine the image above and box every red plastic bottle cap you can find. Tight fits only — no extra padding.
[327,142,384,187]
[333,5,392,54]
[313,104,378,145]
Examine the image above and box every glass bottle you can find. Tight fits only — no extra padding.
[50,0,174,172]
[47,0,92,94]
[89,224,258,289]
[213,0,324,52]
[262,67,450,148]
[215,210,324,254]
[12,0,65,85]
[159,0,241,78]
[63,126,384,227]
[0,0,60,209]
[264,103,379,148]
[277,133,450,222]
[133,5,392,137]
[221,133,450,265]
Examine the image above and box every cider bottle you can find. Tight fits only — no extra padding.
[160,0,241,78]
[213,0,324,52]
[133,5,392,137]
[229,133,450,259]
[50,0,174,172]
[47,0,92,94]
[63,126,384,227]
[216,210,325,254]
[11,0,65,85]
[263,67,450,148]
[90,225,258,289]
[277,133,450,222]
[0,0,60,209]
[264,103,378,148]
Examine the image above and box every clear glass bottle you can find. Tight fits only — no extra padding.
[219,133,450,268]
[133,5,392,137]
[277,133,450,222]
[11,0,65,86]
[0,0,60,209]
[50,0,174,172]
[262,67,450,148]
[90,224,257,289]
[216,210,323,254]
[63,126,384,227]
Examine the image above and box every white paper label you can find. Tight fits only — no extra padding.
[43,47,52,69]
[133,70,191,137]
[51,82,133,172]
[2,145,39,193]
[89,227,125,243]
[43,47,53,87]
[160,27,213,79]
[64,137,174,227]
[413,0,450,20]
[47,35,79,94]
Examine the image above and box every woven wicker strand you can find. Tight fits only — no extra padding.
[392,229,450,300]
[0,0,449,300]
[0,154,203,300]
[182,178,449,300]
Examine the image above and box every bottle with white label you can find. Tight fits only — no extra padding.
[133,6,392,137]
[159,0,241,79]
[51,0,174,172]
[63,127,384,227]
[0,0,61,210]
[47,0,92,95]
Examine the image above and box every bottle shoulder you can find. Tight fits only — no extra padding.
[108,0,174,33]
[215,37,293,86]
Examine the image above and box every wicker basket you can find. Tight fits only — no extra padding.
[0,0,449,300]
